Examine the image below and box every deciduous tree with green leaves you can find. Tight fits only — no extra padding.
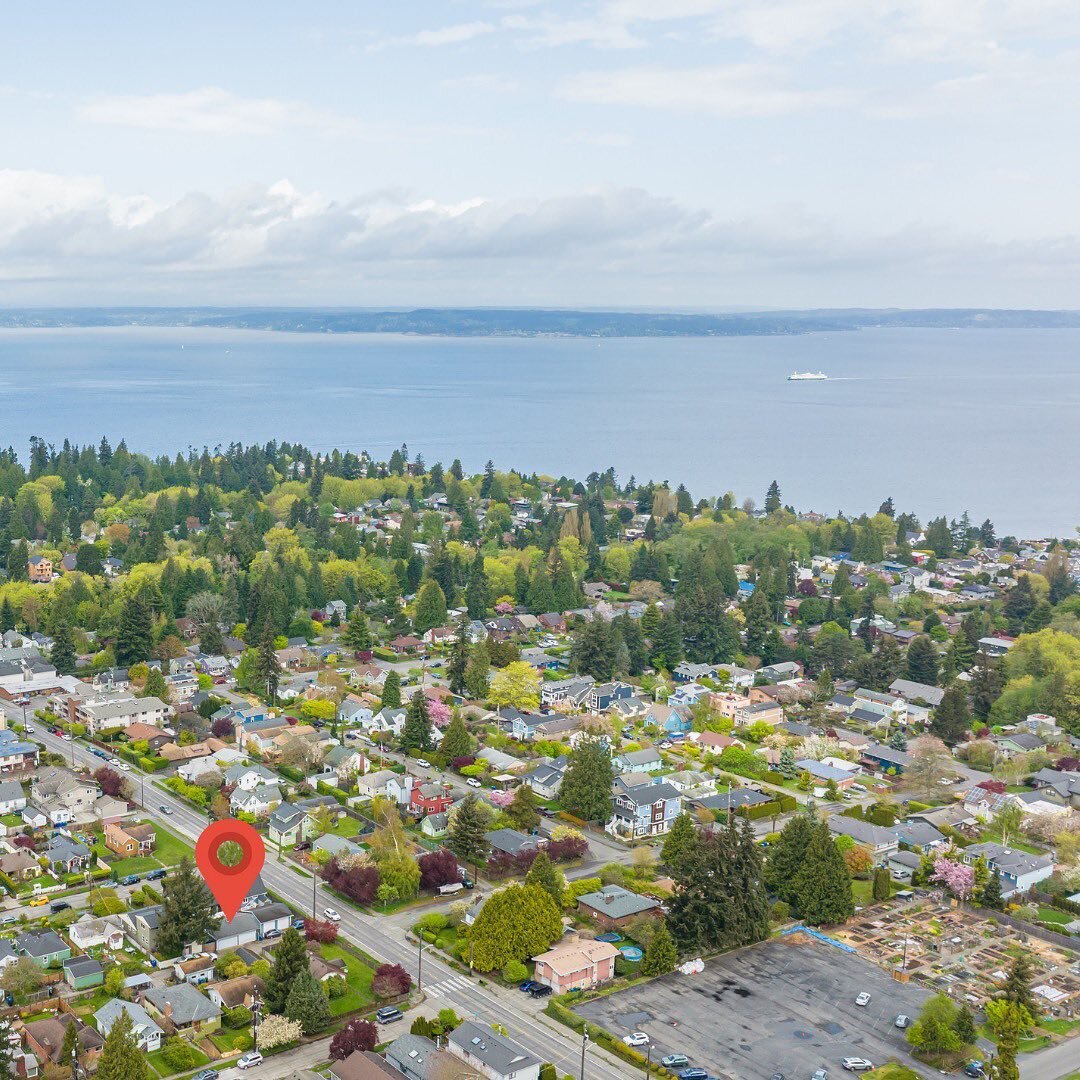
[467,884,563,972]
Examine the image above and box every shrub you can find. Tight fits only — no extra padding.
[416,912,450,933]
[223,1005,253,1030]
[373,963,412,999]
[329,1018,378,1060]
[502,960,529,983]
[160,1037,200,1070]
[303,918,339,944]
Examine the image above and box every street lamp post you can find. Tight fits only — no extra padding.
[417,940,430,994]
[580,1024,589,1080]
[643,1042,652,1078]
[312,864,318,918]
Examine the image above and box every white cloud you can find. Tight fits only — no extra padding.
[441,73,520,92]
[560,64,852,116]
[80,87,354,136]
[370,21,496,51]
[1,169,1079,306]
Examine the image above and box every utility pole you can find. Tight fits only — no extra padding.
[580,1024,589,1080]
[312,866,318,918]
[251,989,262,1051]
[643,1042,652,1078]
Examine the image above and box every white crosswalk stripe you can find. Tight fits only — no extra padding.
[424,975,473,998]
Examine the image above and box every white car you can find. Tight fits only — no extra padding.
[60,733,72,741]
[894,1015,909,1029]
[855,993,871,1007]
[108,758,122,767]
[115,761,131,771]
[466,778,483,788]
[623,1033,650,1047]
[323,908,342,922]
[842,1059,873,1072]
[417,759,431,768]
[237,1052,263,1069]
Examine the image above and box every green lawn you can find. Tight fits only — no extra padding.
[320,942,376,1016]
[1036,905,1073,926]
[326,816,364,838]
[153,825,195,866]
[1039,1018,1080,1036]
[1,813,22,828]
[147,1045,210,1078]
[866,1066,920,1080]
[211,1029,254,1053]
[109,855,162,877]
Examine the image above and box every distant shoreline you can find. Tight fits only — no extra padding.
[2,307,1080,338]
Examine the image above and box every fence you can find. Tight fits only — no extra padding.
[961,903,1077,951]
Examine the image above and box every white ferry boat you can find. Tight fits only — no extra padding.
[787,371,828,381]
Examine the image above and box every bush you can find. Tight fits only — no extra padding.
[770,900,792,922]
[160,1037,201,1070]
[416,913,450,933]
[502,960,529,983]
[223,1006,253,1030]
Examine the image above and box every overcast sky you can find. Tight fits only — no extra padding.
[3,1,1079,308]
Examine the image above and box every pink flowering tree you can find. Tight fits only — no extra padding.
[487,789,515,808]
[931,856,975,899]
[428,699,452,728]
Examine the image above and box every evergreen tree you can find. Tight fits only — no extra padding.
[999,953,1039,1022]
[970,651,1002,720]
[413,580,447,635]
[200,620,225,656]
[872,867,891,902]
[523,851,563,906]
[341,608,373,653]
[641,922,678,977]
[116,593,153,666]
[439,711,472,760]
[447,794,491,865]
[777,746,798,779]
[97,1007,151,1080]
[888,729,908,752]
[60,1016,81,1074]
[559,737,615,824]
[254,619,281,703]
[988,1004,1021,1080]
[742,586,772,658]
[953,1004,977,1046]
[156,856,217,960]
[980,868,1004,910]
[464,639,490,700]
[50,622,77,675]
[465,551,490,619]
[905,635,939,685]
[447,617,470,696]
[764,812,815,905]
[651,613,684,670]
[381,670,402,709]
[285,967,332,1034]
[661,811,697,869]
[506,784,541,832]
[266,928,311,1014]
[468,884,562,972]
[789,819,854,925]
[931,685,971,746]
[401,691,433,751]
[764,480,782,514]
[142,665,169,701]
[0,597,14,632]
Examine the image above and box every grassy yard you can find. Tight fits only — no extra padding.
[1035,905,1073,926]
[866,1066,920,1080]
[108,855,162,877]
[326,816,364,838]
[153,825,195,865]
[1039,1018,1080,1036]
[211,1029,254,1053]
[851,877,897,905]
[147,1045,211,1078]
[320,942,376,1016]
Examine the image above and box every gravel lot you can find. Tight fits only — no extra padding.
[574,937,933,1079]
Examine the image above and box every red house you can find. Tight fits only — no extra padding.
[389,635,424,655]
[409,782,454,816]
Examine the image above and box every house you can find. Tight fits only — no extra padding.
[1028,768,1080,808]
[909,804,978,832]
[420,812,449,839]
[143,981,222,1033]
[27,556,53,583]
[122,722,173,749]
[495,707,550,741]
[44,834,92,873]
[388,635,424,655]
[122,905,163,952]
[665,770,715,798]
[888,679,945,708]
[758,661,802,683]
[0,849,41,881]
[673,661,714,683]
[267,803,316,848]
[608,781,683,840]
[577,885,660,930]
[173,954,216,985]
[447,1020,541,1080]
[993,731,1046,757]
[794,759,858,792]
[693,731,745,754]
[94,1000,164,1052]
[254,902,293,939]
[330,1050,410,1080]
[888,850,924,881]
[17,929,71,967]
[29,766,98,824]
[890,820,947,853]
[409,782,454,817]
[208,911,260,951]
[668,682,710,708]
[485,828,544,857]
[338,696,375,728]
[207,975,266,1010]
[691,789,773,816]
[104,821,156,857]
[223,763,279,791]
[64,955,104,989]
[0,940,18,970]
[385,1034,469,1080]
[323,744,368,781]
[963,781,1017,820]
[314,833,364,860]
[541,675,595,708]
[77,694,172,736]
[961,842,1055,899]
[588,681,633,712]
[612,747,663,773]
[68,914,127,952]
[353,769,399,801]
[826,815,899,859]
[230,783,282,816]
[0,779,27,813]
[22,1014,103,1069]
[733,700,784,727]
[861,742,912,775]
[533,933,622,989]
[524,757,568,800]
[0,729,39,775]
[641,702,691,735]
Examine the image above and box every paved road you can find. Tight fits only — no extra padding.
[26,722,634,1080]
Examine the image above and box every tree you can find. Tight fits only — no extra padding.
[467,884,563,971]
[156,856,216,958]
[506,784,542,832]
[980,868,1004,910]
[661,811,697,869]
[381,670,402,709]
[50,622,77,675]
[932,685,971,746]
[447,794,492,865]
[285,967,332,1034]
[641,921,678,976]
[97,1006,152,1080]
[60,1013,81,1073]
[999,952,1039,1023]
[255,1014,303,1052]
[142,665,169,701]
[931,856,975,899]
[905,735,955,796]
[255,620,282,703]
[790,819,854,925]
[872,866,891,902]
[440,711,472,760]
[329,1018,378,1060]
[777,746,798,779]
[524,851,564,906]
[265,927,311,1014]
[418,848,460,891]
[906,635,939,685]
[341,608,373,653]
[447,618,471,696]
[93,765,127,798]
[116,593,153,666]
[559,737,615,824]
[401,691,434,751]
[0,956,43,1001]
[953,1004,977,1046]
[488,661,541,711]
[764,480,782,514]
[466,551,490,619]
[906,993,962,1057]
[764,812,815,904]
[988,1002,1021,1080]
[414,580,448,635]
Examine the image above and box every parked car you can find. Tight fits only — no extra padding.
[323,907,342,922]
[528,984,552,998]
[811,1071,829,1080]
[466,777,483,788]
[963,1063,986,1078]
[661,1056,689,1068]
[146,869,167,881]
[894,1015,909,1029]
[854,993,871,1006]
[376,1007,404,1024]
[623,1033,650,1047]
[118,874,140,886]
[518,980,536,993]
[678,1069,708,1080]
[842,1060,873,1072]
[27,896,48,907]
[49,901,71,914]
[768,1074,786,1080]
[292,917,306,929]
[237,1052,263,1069]
[417,758,431,768]
[60,733,72,741]
[193,1070,217,1080]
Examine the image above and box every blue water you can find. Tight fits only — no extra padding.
[0,325,1076,536]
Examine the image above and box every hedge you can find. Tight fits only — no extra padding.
[737,795,796,821]
[278,765,305,783]
[544,1000,672,1076]
[316,780,350,804]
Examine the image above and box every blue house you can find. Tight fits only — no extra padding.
[612,747,663,773]
[496,707,550,741]
[642,703,691,735]
[588,681,633,712]
[608,782,683,839]
[860,742,911,775]
[669,683,710,708]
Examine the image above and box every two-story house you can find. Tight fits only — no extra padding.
[533,938,620,993]
[409,782,454,818]
[961,842,1055,899]
[29,767,99,825]
[0,729,39,776]
[94,1000,164,1052]
[267,803,315,848]
[607,781,682,839]
[104,821,156,858]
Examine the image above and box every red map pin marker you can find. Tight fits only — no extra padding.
[196,819,266,921]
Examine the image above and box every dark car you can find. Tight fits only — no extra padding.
[145,869,167,881]
[679,1069,709,1080]
[50,901,71,914]
[519,980,536,993]
[528,984,552,998]
[963,1064,986,1078]
[376,1007,404,1024]
[118,874,140,886]
[292,917,307,929]
[193,1071,217,1080]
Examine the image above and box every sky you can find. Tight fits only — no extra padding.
[3,1,1080,309]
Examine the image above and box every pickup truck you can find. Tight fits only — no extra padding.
[438,882,464,895]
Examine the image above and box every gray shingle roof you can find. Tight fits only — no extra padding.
[448,1021,541,1077]
[577,884,659,920]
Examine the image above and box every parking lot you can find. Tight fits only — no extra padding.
[574,937,933,1079]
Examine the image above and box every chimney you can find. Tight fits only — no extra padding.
[605,894,614,905]
[163,1002,173,1020]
